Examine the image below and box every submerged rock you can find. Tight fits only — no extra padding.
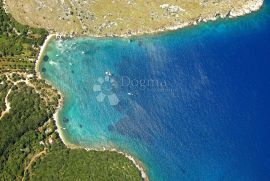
[41,67,46,72]
[43,55,49,62]
[63,117,69,123]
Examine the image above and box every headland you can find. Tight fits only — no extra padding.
[5,0,264,37]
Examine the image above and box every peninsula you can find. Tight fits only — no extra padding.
[5,0,264,37]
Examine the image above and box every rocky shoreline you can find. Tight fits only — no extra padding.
[5,0,264,38]
[93,0,264,38]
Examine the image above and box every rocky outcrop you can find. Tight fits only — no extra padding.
[229,0,264,17]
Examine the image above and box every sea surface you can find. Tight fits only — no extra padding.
[40,2,270,180]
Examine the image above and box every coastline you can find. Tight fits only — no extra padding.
[54,91,149,181]
[39,0,264,38]
[25,0,264,41]
[36,34,149,181]
[35,34,57,79]
[53,93,149,181]
[33,2,264,179]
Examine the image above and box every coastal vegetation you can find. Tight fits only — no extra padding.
[0,0,144,180]
[0,0,48,73]
[29,146,142,181]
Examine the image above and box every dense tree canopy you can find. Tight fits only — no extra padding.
[30,147,142,181]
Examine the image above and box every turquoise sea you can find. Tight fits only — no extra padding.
[40,2,270,181]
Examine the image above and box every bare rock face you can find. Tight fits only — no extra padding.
[4,0,264,37]
[229,0,264,17]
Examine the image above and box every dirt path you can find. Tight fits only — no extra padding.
[0,88,12,119]
[22,149,47,181]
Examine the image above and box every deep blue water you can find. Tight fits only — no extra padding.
[40,2,270,181]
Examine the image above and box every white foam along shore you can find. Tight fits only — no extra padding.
[36,34,149,181]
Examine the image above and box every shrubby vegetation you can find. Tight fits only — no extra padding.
[0,80,53,180]
[0,82,48,154]
[0,0,48,52]
[0,74,9,112]
[0,0,48,72]
[0,130,44,180]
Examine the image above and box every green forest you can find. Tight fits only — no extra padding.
[0,80,142,180]
[29,146,142,181]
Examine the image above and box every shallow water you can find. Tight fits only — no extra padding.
[40,2,270,180]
